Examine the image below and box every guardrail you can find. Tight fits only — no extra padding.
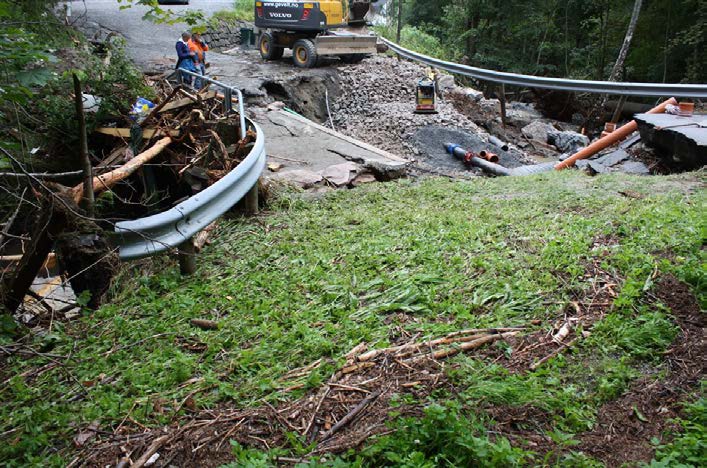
[380,38,707,98]
[114,72,266,261]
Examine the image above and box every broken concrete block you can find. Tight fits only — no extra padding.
[276,169,323,188]
[322,162,359,186]
[521,121,555,143]
[618,161,651,175]
[586,160,608,174]
[548,130,589,153]
[351,172,377,186]
[595,149,630,167]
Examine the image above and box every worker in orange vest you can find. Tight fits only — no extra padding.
[188,32,209,88]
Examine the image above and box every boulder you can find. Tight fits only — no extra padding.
[506,102,543,127]
[548,130,589,153]
[521,121,555,143]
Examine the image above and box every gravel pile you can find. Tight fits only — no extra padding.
[331,56,487,159]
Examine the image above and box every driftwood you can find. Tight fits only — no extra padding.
[69,137,172,204]
[95,128,179,139]
[319,390,381,442]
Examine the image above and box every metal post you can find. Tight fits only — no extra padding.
[499,84,507,127]
[223,88,233,114]
[244,179,259,215]
[178,238,197,275]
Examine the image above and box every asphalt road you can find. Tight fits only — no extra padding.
[73,0,233,69]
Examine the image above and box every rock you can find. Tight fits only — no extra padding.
[267,101,286,111]
[547,130,589,153]
[521,121,555,143]
[436,74,455,93]
[585,160,608,175]
[351,172,377,186]
[594,149,630,167]
[276,169,323,188]
[506,102,543,127]
[322,162,359,186]
[618,160,651,175]
[461,87,484,102]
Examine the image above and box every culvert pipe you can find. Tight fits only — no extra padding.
[445,143,511,176]
[555,97,678,170]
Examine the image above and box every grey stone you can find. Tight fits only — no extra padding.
[586,160,608,174]
[548,130,589,153]
[521,121,555,143]
[618,161,651,175]
[595,149,630,167]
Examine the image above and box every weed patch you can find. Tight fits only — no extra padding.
[0,172,704,466]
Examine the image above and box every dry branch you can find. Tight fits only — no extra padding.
[69,136,172,204]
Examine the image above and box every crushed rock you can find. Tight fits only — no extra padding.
[332,56,492,164]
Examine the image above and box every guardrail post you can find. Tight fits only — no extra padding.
[223,88,233,114]
[178,238,197,275]
[245,179,259,215]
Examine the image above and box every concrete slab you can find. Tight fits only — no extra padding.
[635,113,707,169]
[252,109,410,187]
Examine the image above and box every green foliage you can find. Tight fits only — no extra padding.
[0,172,704,465]
[116,0,205,25]
[648,398,707,467]
[395,0,703,82]
[354,402,531,466]
[374,24,451,61]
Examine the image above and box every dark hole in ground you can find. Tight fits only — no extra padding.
[412,126,526,172]
[261,80,289,103]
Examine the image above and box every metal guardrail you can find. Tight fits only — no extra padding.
[381,38,707,98]
[114,72,266,260]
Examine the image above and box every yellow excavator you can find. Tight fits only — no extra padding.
[254,1,378,68]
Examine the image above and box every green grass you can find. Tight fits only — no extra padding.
[0,171,704,466]
[211,0,255,23]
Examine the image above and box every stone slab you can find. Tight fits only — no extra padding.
[635,113,706,169]
[254,109,410,187]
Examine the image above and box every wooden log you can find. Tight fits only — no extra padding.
[244,180,259,215]
[3,201,68,313]
[69,137,172,204]
[178,238,197,276]
[159,91,218,113]
[408,331,520,362]
[73,74,94,216]
[95,128,179,139]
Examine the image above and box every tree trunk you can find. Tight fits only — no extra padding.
[607,0,643,82]
[396,0,403,43]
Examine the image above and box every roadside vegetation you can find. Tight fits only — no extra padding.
[1,171,703,466]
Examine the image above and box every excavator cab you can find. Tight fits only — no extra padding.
[415,78,437,114]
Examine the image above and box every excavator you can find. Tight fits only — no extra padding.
[254,1,378,68]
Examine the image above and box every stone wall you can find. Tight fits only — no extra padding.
[201,20,255,52]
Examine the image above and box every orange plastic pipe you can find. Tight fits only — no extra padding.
[554,97,677,170]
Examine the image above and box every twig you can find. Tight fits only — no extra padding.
[132,434,170,468]
[530,337,579,371]
[304,386,330,438]
[0,187,26,247]
[319,390,381,442]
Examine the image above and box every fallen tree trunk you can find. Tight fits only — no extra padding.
[69,136,172,204]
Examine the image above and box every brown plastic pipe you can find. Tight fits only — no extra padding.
[554,97,677,170]
[479,151,500,163]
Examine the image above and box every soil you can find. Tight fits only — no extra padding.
[573,274,704,466]
[77,254,704,467]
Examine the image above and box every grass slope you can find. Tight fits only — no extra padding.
[1,172,704,466]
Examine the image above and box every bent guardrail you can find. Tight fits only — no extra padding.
[114,71,266,261]
[380,38,707,98]
[114,118,265,260]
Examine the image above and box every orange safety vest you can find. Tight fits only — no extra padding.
[188,39,208,63]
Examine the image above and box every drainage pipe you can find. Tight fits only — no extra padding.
[445,143,511,176]
[488,135,510,152]
[554,97,677,170]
